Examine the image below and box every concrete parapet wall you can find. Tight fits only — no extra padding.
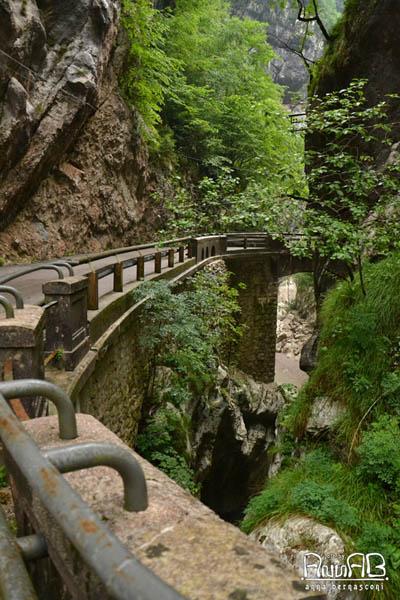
[21,414,310,600]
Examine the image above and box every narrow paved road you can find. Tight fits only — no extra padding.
[0,246,174,306]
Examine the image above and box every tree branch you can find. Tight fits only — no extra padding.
[296,0,331,42]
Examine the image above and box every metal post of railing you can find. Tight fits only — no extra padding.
[43,442,148,512]
[0,296,14,319]
[0,286,24,309]
[0,307,46,418]
[87,271,99,310]
[16,534,47,562]
[52,262,74,276]
[0,505,38,600]
[168,248,175,268]
[137,255,145,281]
[0,264,65,286]
[0,379,78,439]
[113,262,124,293]
[154,252,162,274]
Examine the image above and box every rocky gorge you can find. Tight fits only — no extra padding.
[1,1,400,598]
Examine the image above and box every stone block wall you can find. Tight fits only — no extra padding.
[226,255,279,383]
[68,300,150,446]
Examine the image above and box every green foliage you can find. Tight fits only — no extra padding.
[132,269,243,401]
[295,253,400,447]
[163,0,301,186]
[241,448,374,533]
[356,521,400,588]
[284,80,400,289]
[134,269,242,493]
[357,416,400,490]
[244,255,400,598]
[136,407,199,494]
[122,0,304,230]
[160,165,305,237]
[120,0,178,143]
[311,0,377,92]
[291,481,359,530]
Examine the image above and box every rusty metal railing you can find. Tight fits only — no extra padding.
[0,379,185,600]
[0,262,74,285]
[86,245,188,310]
[0,504,40,600]
[0,286,24,309]
[0,296,15,318]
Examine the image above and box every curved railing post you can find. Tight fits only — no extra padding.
[0,264,65,286]
[52,262,74,276]
[44,442,148,512]
[0,505,38,600]
[0,380,77,440]
[0,295,14,319]
[0,286,24,309]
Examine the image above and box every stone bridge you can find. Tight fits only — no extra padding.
[0,233,320,600]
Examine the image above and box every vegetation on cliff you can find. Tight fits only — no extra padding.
[132,269,243,492]
[121,0,304,230]
[243,252,400,598]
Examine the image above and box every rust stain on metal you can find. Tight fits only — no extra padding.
[39,468,59,496]
[0,416,17,436]
[80,519,98,534]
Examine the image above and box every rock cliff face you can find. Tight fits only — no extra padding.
[312,0,400,159]
[192,366,287,522]
[231,0,326,102]
[0,0,161,261]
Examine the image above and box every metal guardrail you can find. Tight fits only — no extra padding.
[0,296,14,318]
[0,504,39,600]
[0,263,73,285]
[0,286,24,309]
[69,236,192,266]
[0,379,77,439]
[0,379,185,600]
[43,442,148,512]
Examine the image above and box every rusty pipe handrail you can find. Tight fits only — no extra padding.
[0,286,24,309]
[0,296,15,319]
[0,264,64,285]
[0,380,77,440]
[0,504,38,600]
[44,442,148,512]
[70,236,192,266]
[52,261,74,276]
[0,391,185,600]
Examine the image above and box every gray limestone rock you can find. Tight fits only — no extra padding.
[192,366,287,521]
